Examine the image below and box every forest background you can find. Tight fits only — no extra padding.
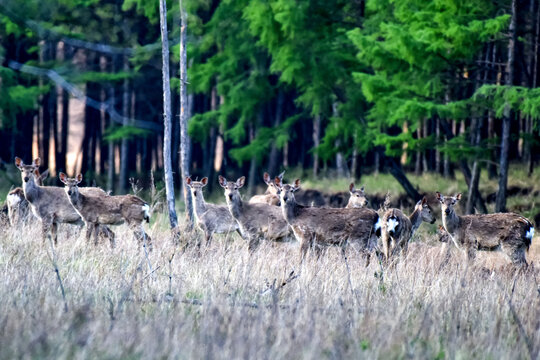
[1,0,540,221]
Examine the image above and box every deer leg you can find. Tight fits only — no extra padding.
[41,218,52,245]
[104,226,116,249]
[381,232,390,264]
[93,224,100,246]
[506,245,527,267]
[299,238,310,264]
[85,223,94,244]
[51,222,58,245]
[247,236,260,252]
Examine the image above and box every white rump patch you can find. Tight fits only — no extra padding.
[142,204,151,218]
[374,217,382,231]
[7,194,22,207]
[526,226,535,240]
[387,218,399,233]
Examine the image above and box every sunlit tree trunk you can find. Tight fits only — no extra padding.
[159,0,178,229]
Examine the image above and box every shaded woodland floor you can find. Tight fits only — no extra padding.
[0,215,538,359]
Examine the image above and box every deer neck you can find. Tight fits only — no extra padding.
[409,208,423,235]
[227,194,244,220]
[442,210,460,235]
[68,190,83,209]
[22,177,39,203]
[281,198,298,224]
[192,190,207,216]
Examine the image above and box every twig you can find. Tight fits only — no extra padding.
[46,233,68,313]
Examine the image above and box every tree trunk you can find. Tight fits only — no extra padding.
[435,117,441,173]
[119,56,130,193]
[312,114,321,177]
[386,157,421,201]
[179,0,194,226]
[159,0,178,229]
[495,0,517,213]
[268,91,284,176]
[333,102,349,178]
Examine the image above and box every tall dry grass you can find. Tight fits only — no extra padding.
[0,213,539,359]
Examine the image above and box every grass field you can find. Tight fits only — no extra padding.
[0,213,539,359]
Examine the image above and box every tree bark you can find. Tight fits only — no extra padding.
[268,91,284,176]
[312,114,321,177]
[386,157,421,201]
[495,0,517,213]
[119,56,130,193]
[179,0,194,226]
[159,0,178,229]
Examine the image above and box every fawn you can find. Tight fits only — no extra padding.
[436,192,534,266]
[380,197,436,261]
[248,171,285,206]
[60,173,151,250]
[345,183,368,208]
[276,178,381,262]
[218,175,293,251]
[185,176,241,245]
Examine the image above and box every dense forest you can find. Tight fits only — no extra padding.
[1,0,539,215]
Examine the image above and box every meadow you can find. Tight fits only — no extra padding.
[1,167,540,359]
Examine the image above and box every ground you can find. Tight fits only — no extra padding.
[0,215,538,359]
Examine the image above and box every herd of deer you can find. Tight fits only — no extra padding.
[4,158,536,267]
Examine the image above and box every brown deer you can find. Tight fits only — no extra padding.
[436,192,534,266]
[7,168,48,226]
[60,173,151,250]
[248,171,285,206]
[185,176,241,245]
[380,197,436,261]
[276,178,381,261]
[16,157,86,244]
[218,175,293,251]
[345,183,368,208]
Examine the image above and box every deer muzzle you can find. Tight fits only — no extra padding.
[24,177,29,182]
[445,208,451,215]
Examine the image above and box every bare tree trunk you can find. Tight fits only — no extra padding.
[527,0,540,175]
[268,91,284,176]
[401,121,408,165]
[159,0,178,229]
[119,56,129,193]
[179,0,193,226]
[386,157,421,201]
[435,117,441,173]
[332,103,349,178]
[495,0,517,213]
[312,114,321,177]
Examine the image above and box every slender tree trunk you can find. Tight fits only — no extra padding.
[179,0,193,226]
[435,117,441,173]
[159,0,178,229]
[119,56,129,193]
[401,121,408,165]
[495,0,517,213]
[268,91,284,176]
[333,102,349,178]
[312,114,321,177]
[386,157,421,201]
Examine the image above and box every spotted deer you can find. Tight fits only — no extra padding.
[380,197,436,261]
[185,176,241,245]
[276,178,381,262]
[7,168,49,226]
[60,173,151,250]
[436,192,534,266]
[345,183,368,208]
[248,171,285,206]
[218,175,292,251]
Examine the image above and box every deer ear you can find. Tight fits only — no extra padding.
[293,179,301,191]
[40,169,49,180]
[360,186,365,193]
[218,175,227,188]
[263,172,270,184]
[422,196,427,205]
[274,176,282,188]
[201,177,208,186]
[278,171,285,180]
[236,176,246,188]
[33,158,41,167]
[455,193,462,201]
[185,176,192,186]
[76,174,83,183]
[59,172,67,183]
[14,157,23,169]
[436,192,444,203]
[349,183,355,193]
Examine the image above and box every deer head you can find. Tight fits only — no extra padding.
[59,173,83,199]
[437,224,450,243]
[436,192,461,217]
[15,157,41,184]
[185,176,208,198]
[275,177,300,206]
[415,197,436,224]
[218,176,245,205]
[348,183,368,208]
[262,171,284,195]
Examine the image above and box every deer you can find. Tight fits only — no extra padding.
[59,173,151,250]
[248,171,285,206]
[345,183,368,208]
[6,168,49,226]
[185,176,241,246]
[218,175,293,251]
[380,197,436,262]
[436,192,534,266]
[275,178,381,262]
